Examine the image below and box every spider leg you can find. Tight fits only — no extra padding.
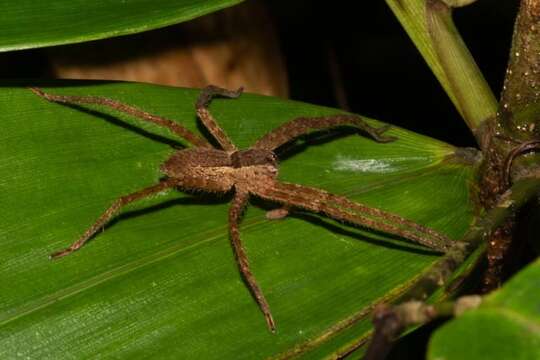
[265,207,290,220]
[253,115,397,151]
[50,179,178,259]
[256,181,452,253]
[229,190,276,333]
[196,85,243,152]
[30,87,210,148]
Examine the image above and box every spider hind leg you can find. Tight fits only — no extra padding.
[229,191,276,332]
[50,179,178,259]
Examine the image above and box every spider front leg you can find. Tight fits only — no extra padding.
[229,190,276,332]
[50,179,178,259]
[196,85,243,152]
[30,87,210,148]
[253,115,397,151]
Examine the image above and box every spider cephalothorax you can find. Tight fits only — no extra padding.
[31,85,452,332]
[160,147,279,193]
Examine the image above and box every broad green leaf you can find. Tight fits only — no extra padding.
[428,258,540,360]
[0,0,244,52]
[0,81,478,358]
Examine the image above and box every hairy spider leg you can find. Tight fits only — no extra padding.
[251,114,396,221]
[256,181,453,253]
[265,207,290,220]
[30,87,210,148]
[196,85,243,152]
[253,115,397,151]
[49,179,179,259]
[245,110,452,251]
[229,191,276,332]
[247,112,452,250]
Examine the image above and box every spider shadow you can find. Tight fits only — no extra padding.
[63,105,187,149]
[250,197,439,256]
[251,129,435,255]
[276,127,370,162]
[27,80,228,150]
[83,190,233,248]
[291,213,439,256]
[51,100,240,151]
[195,116,226,149]
[33,80,380,155]
[68,190,438,257]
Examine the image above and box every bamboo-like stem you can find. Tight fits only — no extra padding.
[385,0,498,143]
[499,0,540,139]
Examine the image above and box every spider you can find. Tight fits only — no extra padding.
[30,85,452,333]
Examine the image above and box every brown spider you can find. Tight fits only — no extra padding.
[30,85,452,333]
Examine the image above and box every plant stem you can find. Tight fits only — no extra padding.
[363,176,540,360]
[402,177,540,302]
[364,295,482,360]
[477,0,540,289]
[385,0,498,141]
[499,0,540,139]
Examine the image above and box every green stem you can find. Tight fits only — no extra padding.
[385,0,498,141]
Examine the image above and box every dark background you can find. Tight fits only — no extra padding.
[268,0,519,148]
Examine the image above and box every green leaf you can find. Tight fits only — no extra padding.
[0,0,244,52]
[0,81,477,358]
[428,258,540,360]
